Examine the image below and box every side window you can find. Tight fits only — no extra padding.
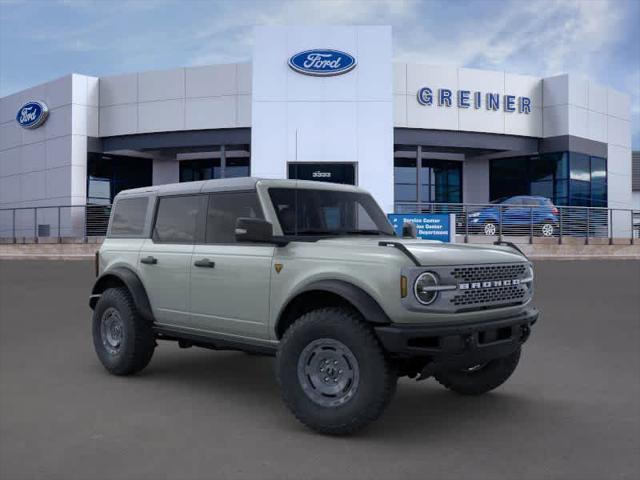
[153,195,205,244]
[109,197,149,237]
[504,197,523,206]
[206,192,264,243]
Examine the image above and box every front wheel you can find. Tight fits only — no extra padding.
[276,308,397,435]
[434,348,521,395]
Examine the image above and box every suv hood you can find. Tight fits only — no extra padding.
[315,237,527,266]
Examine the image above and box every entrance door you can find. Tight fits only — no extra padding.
[288,163,356,185]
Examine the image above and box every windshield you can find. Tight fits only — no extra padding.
[268,188,395,237]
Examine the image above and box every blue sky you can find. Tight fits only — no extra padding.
[1,0,638,147]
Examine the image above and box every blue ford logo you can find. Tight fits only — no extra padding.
[16,101,49,129]
[288,49,357,77]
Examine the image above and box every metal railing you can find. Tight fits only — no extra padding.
[395,202,640,245]
[0,204,112,241]
[1,201,638,245]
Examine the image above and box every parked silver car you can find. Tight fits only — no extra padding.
[90,178,538,435]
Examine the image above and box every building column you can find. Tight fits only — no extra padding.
[152,153,179,185]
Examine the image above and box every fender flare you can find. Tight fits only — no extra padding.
[90,267,154,323]
[276,279,391,335]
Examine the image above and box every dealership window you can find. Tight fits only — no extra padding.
[87,153,152,204]
[394,145,462,205]
[490,152,607,207]
[179,144,250,182]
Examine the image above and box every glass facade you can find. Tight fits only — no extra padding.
[87,153,152,204]
[490,152,607,207]
[394,146,462,204]
[179,144,250,182]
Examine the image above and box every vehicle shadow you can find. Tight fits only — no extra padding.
[124,345,559,443]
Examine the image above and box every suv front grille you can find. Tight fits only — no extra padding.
[446,263,532,311]
[451,264,527,283]
[403,262,533,313]
[451,284,527,307]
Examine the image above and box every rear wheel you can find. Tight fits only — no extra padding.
[540,222,555,237]
[92,287,155,376]
[276,307,397,435]
[483,222,497,236]
[434,348,521,395]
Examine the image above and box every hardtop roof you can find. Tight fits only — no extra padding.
[114,177,367,200]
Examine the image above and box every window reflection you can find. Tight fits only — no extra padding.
[394,146,462,204]
[179,145,250,183]
[490,152,607,207]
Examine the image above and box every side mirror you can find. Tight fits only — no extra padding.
[235,218,274,243]
[402,221,417,238]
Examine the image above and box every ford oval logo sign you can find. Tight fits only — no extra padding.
[16,101,49,129]
[288,49,356,77]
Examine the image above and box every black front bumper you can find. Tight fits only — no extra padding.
[375,308,538,368]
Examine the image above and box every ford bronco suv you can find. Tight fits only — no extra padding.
[90,178,538,435]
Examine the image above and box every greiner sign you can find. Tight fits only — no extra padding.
[417,87,532,114]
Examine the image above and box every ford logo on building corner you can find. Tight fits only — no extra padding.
[288,49,356,76]
[16,101,49,129]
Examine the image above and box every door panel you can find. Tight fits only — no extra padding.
[138,238,194,326]
[189,244,274,338]
[138,194,206,327]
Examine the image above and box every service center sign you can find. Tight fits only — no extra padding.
[388,213,456,243]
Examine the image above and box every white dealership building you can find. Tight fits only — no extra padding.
[0,26,634,236]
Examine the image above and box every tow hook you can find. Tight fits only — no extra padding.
[520,325,531,342]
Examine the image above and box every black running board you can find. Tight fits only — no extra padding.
[154,326,277,356]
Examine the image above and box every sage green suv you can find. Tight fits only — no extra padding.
[90,178,538,435]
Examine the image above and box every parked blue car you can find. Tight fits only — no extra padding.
[467,196,559,237]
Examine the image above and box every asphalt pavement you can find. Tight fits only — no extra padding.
[0,259,639,480]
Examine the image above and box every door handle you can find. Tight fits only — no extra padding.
[194,258,215,268]
[140,256,158,265]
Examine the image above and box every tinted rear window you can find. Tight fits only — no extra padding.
[153,195,205,244]
[109,197,149,237]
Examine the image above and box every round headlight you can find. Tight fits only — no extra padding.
[414,272,439,305]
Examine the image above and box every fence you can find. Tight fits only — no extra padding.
[395,203,640,245]
[0,205,112,241]
[1,202,638,245]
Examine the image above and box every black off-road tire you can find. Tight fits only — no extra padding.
[92,287,155,376]
[276,307,397,435]
[434,348,521,396]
